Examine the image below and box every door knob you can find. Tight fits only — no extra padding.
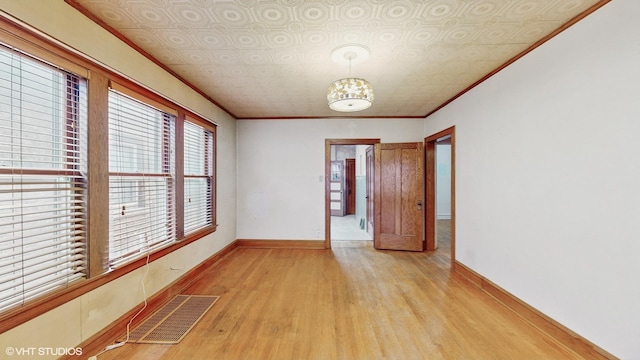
[417,200,422,210]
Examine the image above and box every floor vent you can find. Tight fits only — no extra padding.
[125,295,219,344]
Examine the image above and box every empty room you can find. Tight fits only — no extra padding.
[0,1,638,359]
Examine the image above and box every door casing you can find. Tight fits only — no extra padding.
[424,126,455,265]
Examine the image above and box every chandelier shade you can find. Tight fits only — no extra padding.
[326,77,374,112]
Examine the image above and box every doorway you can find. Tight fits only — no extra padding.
[425,127,455,265]
[325,139,425,251]
[325,139,380,248]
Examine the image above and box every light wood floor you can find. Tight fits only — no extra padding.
[95,237,583,359]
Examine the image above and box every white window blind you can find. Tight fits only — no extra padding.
[108,90,176,268]
[0,44,87,312]
[183,121,214,234]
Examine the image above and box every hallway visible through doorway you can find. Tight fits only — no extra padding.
[331,214,371,241]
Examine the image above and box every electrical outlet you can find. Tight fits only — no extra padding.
[315,230,321,238]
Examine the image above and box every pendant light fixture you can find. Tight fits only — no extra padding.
[327,45,374,112]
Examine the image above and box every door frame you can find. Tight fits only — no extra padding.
[424,126,455,265]
[345,158,356,215]
[325,138,380,249]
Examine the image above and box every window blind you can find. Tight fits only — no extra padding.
[183,121,214,234]
[108,90,176,268]
[0,44,87,312]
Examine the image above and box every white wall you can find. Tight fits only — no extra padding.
[436,144,451,219]
[424,1,640,358]
[355,145,368,177]
[355,145,369,223]
[0,1,236,358]
[237,118,423,240]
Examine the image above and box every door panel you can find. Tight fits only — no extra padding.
[374,142,424,251]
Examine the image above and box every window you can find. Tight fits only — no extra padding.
[0,19,218,327]
[0,43,88,312]
[108,90,176,268]
[183,120,214,234]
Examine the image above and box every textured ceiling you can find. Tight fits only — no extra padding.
[69,0,605,119]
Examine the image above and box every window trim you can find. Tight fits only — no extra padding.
[0,52,89,313]
[107,90,178,268]
[183,118,216,235]
[0,16,218,334]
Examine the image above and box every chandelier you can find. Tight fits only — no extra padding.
[327,78,374,112]
[327,45,374,112]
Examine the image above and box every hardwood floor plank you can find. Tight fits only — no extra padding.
[93,240,593,359]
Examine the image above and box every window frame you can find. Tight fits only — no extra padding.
[0,48,89,313]
[0,17,218,333]
[107,90,178,268]
[183,118,216,236]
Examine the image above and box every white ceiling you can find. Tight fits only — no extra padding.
[69,0,606,119]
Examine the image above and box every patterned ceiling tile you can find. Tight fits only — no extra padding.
[463,0,509,21]
[180,50,216,65]
[335,30,372,46]
[406,27,443,44]
[227,30,262,49]
[392,46,427,63]
[265,30,297,48]
[192,30,229,50]
[238,50,271,65]
[422,1,465,23]
[512,20,564,43]
[286,21,307,33]
[249,65,277,78]
[118,28,165,49]
[210,52,241,65]
[379,0,422,24]
[169,3,216,28]
[503,0,551,19]
[373,28,404,44]
[127,2,177,28]
[545,0,598,20]
[442,24,482,44]
[271,49,302,64]
[210,2,252,27]
[154,29,197,49]
[339,1,374,23]
[77,0,139,28]
[252,2,293,27]
[301,30,332,47]
[476,22,525,44]
[71,0,606,118]
[296,2,333,25]
[151,48,188,65]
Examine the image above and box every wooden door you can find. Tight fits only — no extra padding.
[345,158,356,215]
[330,160,345,216]
[374,142,424,251]
[366,146,374,238]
